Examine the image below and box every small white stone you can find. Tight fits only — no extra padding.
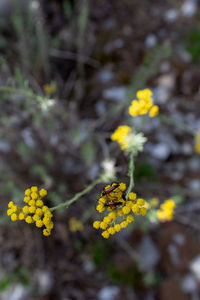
[168,244,180,265]
[98,286,120,300]
[138,235,160,272]
[182,274,197,293]
[181,0,197,17]
[164,9,179,23]
[151,143,170,160]
[145,34,157,48]
[173,233,185,246]
[190,255,200,281]
[103,86,127,102]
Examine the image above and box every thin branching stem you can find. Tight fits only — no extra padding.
[0,86,50,104]
[50,178,102,212]
[126,151,135,199]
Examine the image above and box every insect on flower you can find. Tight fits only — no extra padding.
[101,183,120,196]
[104,201,123,208]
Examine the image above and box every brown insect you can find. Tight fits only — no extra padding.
[104,201,123,208]
[101,184,120,196]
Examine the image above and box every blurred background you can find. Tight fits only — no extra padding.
[0,0,200,299]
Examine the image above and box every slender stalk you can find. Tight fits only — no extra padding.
[0,86,37,100]
[0,86,49,105]
[159,115,196,136]
[50,178,102,212]
[126,151,135,199]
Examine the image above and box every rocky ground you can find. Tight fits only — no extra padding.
[0,0,200,299]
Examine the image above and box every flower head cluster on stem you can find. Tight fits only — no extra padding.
[93,183,147,238]
[129,88,159,118]
[7,186,53,236]
[111,126,147,154]
[157,199,176,221]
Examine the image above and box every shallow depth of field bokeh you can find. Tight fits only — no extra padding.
[1,1,200,299]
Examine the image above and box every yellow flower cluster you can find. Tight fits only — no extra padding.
[7,186,53,236]
[157,199,176,221]
[111,126,147,153]
[195,133,200,154]
[111,125,131,150]
[93,183,147,238]
[69,217,84,232]
[129,89,159,118]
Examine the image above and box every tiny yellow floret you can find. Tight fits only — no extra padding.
[24,196,31,203]
[19,213,25,220]
[149,105,159,117]
[31,193,38,200]
[23,206,29,214]
[25,216,33,223]
[39,189,47,197]
[29,206,36,214]
[24,189,31,196]
[31,186,38,193]
[36,200,43,207]
[11,213,18,221]
[8,201,14,208]
[93,221,101,229]
[102,231,110,239]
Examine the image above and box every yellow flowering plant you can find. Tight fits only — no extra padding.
[93,183,147,239]
[7,186,53,236]
[6,87,197,238]
[157,199,176,221]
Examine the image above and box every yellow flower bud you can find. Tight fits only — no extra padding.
[35,208,43,216]
[139,207,147,216]
[8,201,14,208]
[33,214,40,221]
[31,193,38,200]
[29,206,36,214]
[43,229,51,236]
[42,206,49,213]
[100,222,108,230]
[19,213,25,220]
[108,227,115,235]
[101,231,110,239]
[114,224,121,232]
[122,206,131,214]
[121,221,128,228]
[129,192,137,200]
[93,221,101,229]
[36,200,43,207]
[36,220,43,227]
[29,200,36,206]
[119,183,126,191]
[126,215,134,223]
[25,189,31,196]
[39,189,47,197]
[137,198,145,206]
[7,209,13,216]
[132,205,139,214]
[31,186,38,193]
[149,105,159,117]
[23,206,29,214]
[11,213,18,221]
[24,196,31,203]
[25,216,33,223]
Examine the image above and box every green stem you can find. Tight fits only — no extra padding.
[0,86,37,99]
[126,151,135,199]
[50,178,102,212]
[0,86,48,104]
[159,115,196,136]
